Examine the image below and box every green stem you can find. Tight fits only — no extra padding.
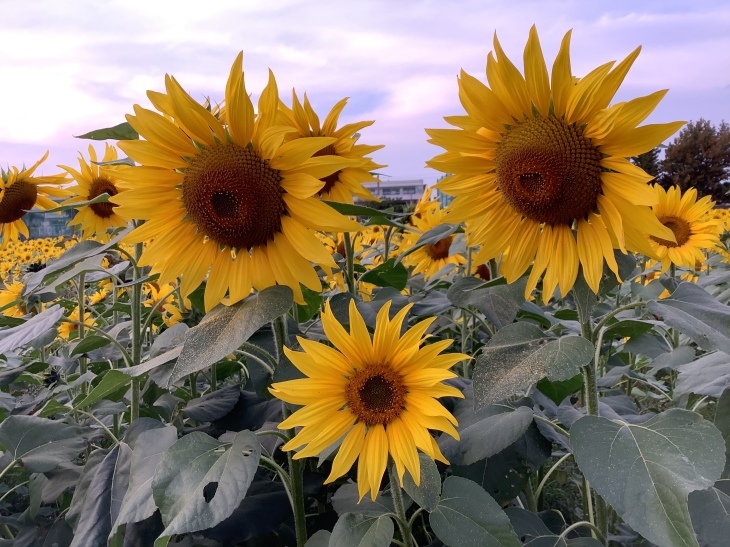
[388,464,414,547]
[0,459,18,483]
[77,272,88,395]
[283,404,307,547]
[559,521,606,543]
[523,479,537,513]
[343,231,356,295]
[592,301,646,337]
[534,453,573,501]
[130,242,143,422]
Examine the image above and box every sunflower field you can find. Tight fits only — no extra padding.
[2,27,730,547]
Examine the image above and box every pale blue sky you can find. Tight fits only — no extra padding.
[2,0,729,184]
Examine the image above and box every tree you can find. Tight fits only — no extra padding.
[631,148,661,180]
[659,119,730,202]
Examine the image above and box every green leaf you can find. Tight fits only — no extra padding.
[115,426,178,528]
[648,282,730,353]
[0,415,87,473]
[71,334,112,357]
[323,200,407,228]
[448,276,527,329]
[0,305,64,354]
[169,286,293,385]
[71,443,132,546]
[429,476,521,547]
[75,370,132,410]
[75,122,139,140]
[675,352,730,398]
[571,410,725,547]
[38,399,71,418]
[331,483,403,517]
[36,193,111,214]
[602,319,655,340]
[152,430,261,536]
[536,374,583,405]
[401,453,441,512]
[396,223,459,263]
[688,480,730,546]
[715,389,730,478]
[329,513,394,547]
[442,405,534,465]
[473,323,593,409]
[304,530,331,547]
[359,258,409,290]
[296,285,323,322]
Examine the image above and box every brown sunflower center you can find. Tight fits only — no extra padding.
[426,236,453,260]
[651,216,691,248]
[345,365,407,426]
[475,263,491,281]
[496,116,603,226]
[0,181,38,224]
[182,143,285,250]
[313,144,340,195]
[88,177,119,218]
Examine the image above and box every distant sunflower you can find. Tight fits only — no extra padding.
[0,152,68,249]
[112,53,361,310]
[427,26,684,297]
[0,280,26,317]
[647,185,720,271]
[279,91,385,203]
[400,199,465,279]
[61,144,127,241]
[58,306,94,340]
[270,300,467,501]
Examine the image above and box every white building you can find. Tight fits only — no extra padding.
[359,179,427,205]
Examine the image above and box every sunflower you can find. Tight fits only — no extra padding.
[647,185,721,271]
[0,280,26,317]
[0,152,68,249]
[279,91,385,203]
[270,300,467,501]
[400,199,465,280]
[60,144,128,241]
[58,306,94,340]
[427,26,684,298]
[111,52,361,311]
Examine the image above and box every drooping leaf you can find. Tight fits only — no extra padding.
[429,476,521,547]
[359,258,409,290]
[648,283,730,353]
[689,480,730,547]
[169,286,293,385]
[448,276,527,329]
[441,405,534,465]
[536,374,583,405]
[329,513,394,547]
[182,385,241,422]
[0,415,87,473]
[39,193,111,214]
[75,121,139,140]
[115,426,178,528]
[473,323,593,409]
[296,285,324,322]
[401,453,441,512]
[323,200,407,228]
[71,335,113,357]
[675,352,730,398]
[75,370,132,410]
[571,410,725,547]
[331,482,402,517]
[151,430,261,536]
[0,305,64,354]
[602,319,655,340]
[70,443,132,547]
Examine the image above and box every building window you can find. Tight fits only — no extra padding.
[402,187,416,194]
[382,188,400,196]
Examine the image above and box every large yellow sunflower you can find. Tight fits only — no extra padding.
[647,185,721,271]
[279,91,385,203]
[111,53,361,310]
[270,300,467,501]
[60,144,128,241]
[427,26,684,297]
[0,152,68,249]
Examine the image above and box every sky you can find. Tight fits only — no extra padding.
[1,0,729,185]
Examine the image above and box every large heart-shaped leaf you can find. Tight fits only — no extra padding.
[448,276,527,329]
[329,513,394,547]
[169,286,293,384]
[151,430,261,536]
[571,409,725,547]
[689,480,730,546]
[429,476,521,547]
[0,415,87,473]
[0,305,65,354]
[473,323,593,408]
[401,454,441,512]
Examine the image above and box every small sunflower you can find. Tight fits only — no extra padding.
[270,300,467,501]
[112,53,361,310]
[279,91,386,203]
[427,26,684,298]
[400,199,465,280]
[60,144,127,241]
[58,306,94,340]
[0,280,26,317]
[647,185,721,271]
[0,152,68,249]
